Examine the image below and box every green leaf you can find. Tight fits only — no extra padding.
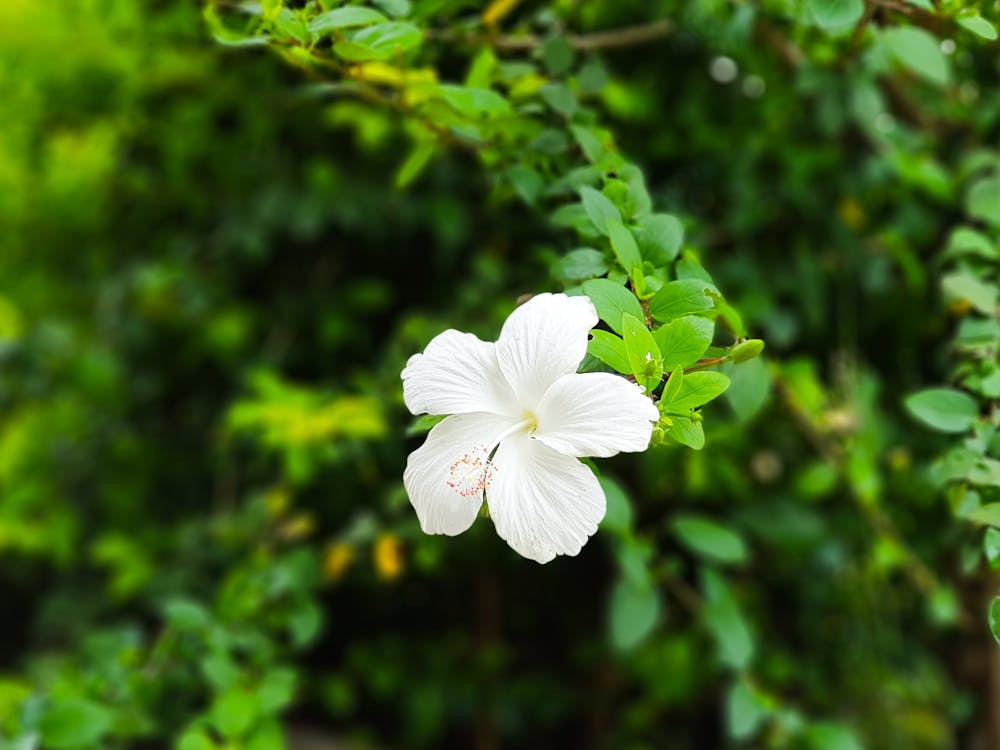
[967,503,1000,526]
[990,597,1000,646]
[539,83,577,117]
[0,679,31,727]
[439,85,510,116]
[984,528,1000,569]
[600,476,633,534]
[969,459,1000,488]
[531,128,569,154]
[551,203,600,237]
[465,47,496,88]
[882,27,951,86]
[581,278,644,335]
[653,316,714,370]
[622,313,663,391]
[957,14,998,41]
[395,141,436,189]
[667,414,704,449]
[635,213,683,264]
[967,175,1000,227]
[716,299,746,338]
[945,226,995,260]
[648,279,715,322]
[257,668,297,714]
[351,21,422,59]
[942,271,997,314]
[202,652,242,691]
[578,57,608,94]
[661,366,684,407]
[332,40,380,61]
[288,600,323,647]
[406,413,446,437]
[701,568,754,669]
[927,586,959,626]
[614,536,654,586]
[579,186,621,236]
[541,35,574,76]
[247,720,286,750]
[672,515,748,565]
[506,164,544,204]
[372,0,411,18]
[211,689,261,739]
[727,682,767,741]
[724,358,771,422]
[273,8,310,44]
[808,0,864,30]
[40,699,114,750]
[163,598,211,630]
[804,723,865,750]
[587,330,630,373]
[571,125,604,162]
[309,7,387,34]
[669,371,730,411]
[904,388,979,433]
[554,248,608,281]
[204,6,272,47]
[261,0,281,20]
[607,219,642,272]
[608,577,661,651]
[178,729,216,750]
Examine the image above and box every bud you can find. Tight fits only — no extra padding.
[730,338,764,363]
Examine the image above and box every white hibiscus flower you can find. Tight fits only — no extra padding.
[401,293,659,563]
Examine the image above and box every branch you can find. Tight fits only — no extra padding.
[432,18,675,53]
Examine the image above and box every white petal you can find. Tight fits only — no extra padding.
[487,433,605,563]
[402,329,517,416]
[404,413,518,536]
[495,293,598,409]
[533,372,659,458]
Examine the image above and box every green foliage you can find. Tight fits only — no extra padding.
[609,576,662,652]
[881,27,951,86]
[904,388,979,433]
[671,516,748,565]
[581,279,645,336]
[39,699,115,750]
[807,0,865,30]
[654,316,715,370]
[991,598,1000,646]
[4,0,1000,747]
[649,279,716,322]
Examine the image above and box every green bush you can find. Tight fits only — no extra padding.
[2,0,1000,748]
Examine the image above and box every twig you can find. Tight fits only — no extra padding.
[850,0,877,49]
[431,18,675,52]
[681,356,729,375]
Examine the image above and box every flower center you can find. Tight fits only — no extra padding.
[447,446,494,497]
[445,417,537,498]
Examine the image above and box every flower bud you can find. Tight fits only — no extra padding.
[730,338,764,363]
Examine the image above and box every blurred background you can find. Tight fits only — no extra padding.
[2,0,1000,748]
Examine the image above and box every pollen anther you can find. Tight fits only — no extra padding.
[447,446,496,497]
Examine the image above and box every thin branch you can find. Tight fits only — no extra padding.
[681,356,729,375]
[431,18,675,53]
